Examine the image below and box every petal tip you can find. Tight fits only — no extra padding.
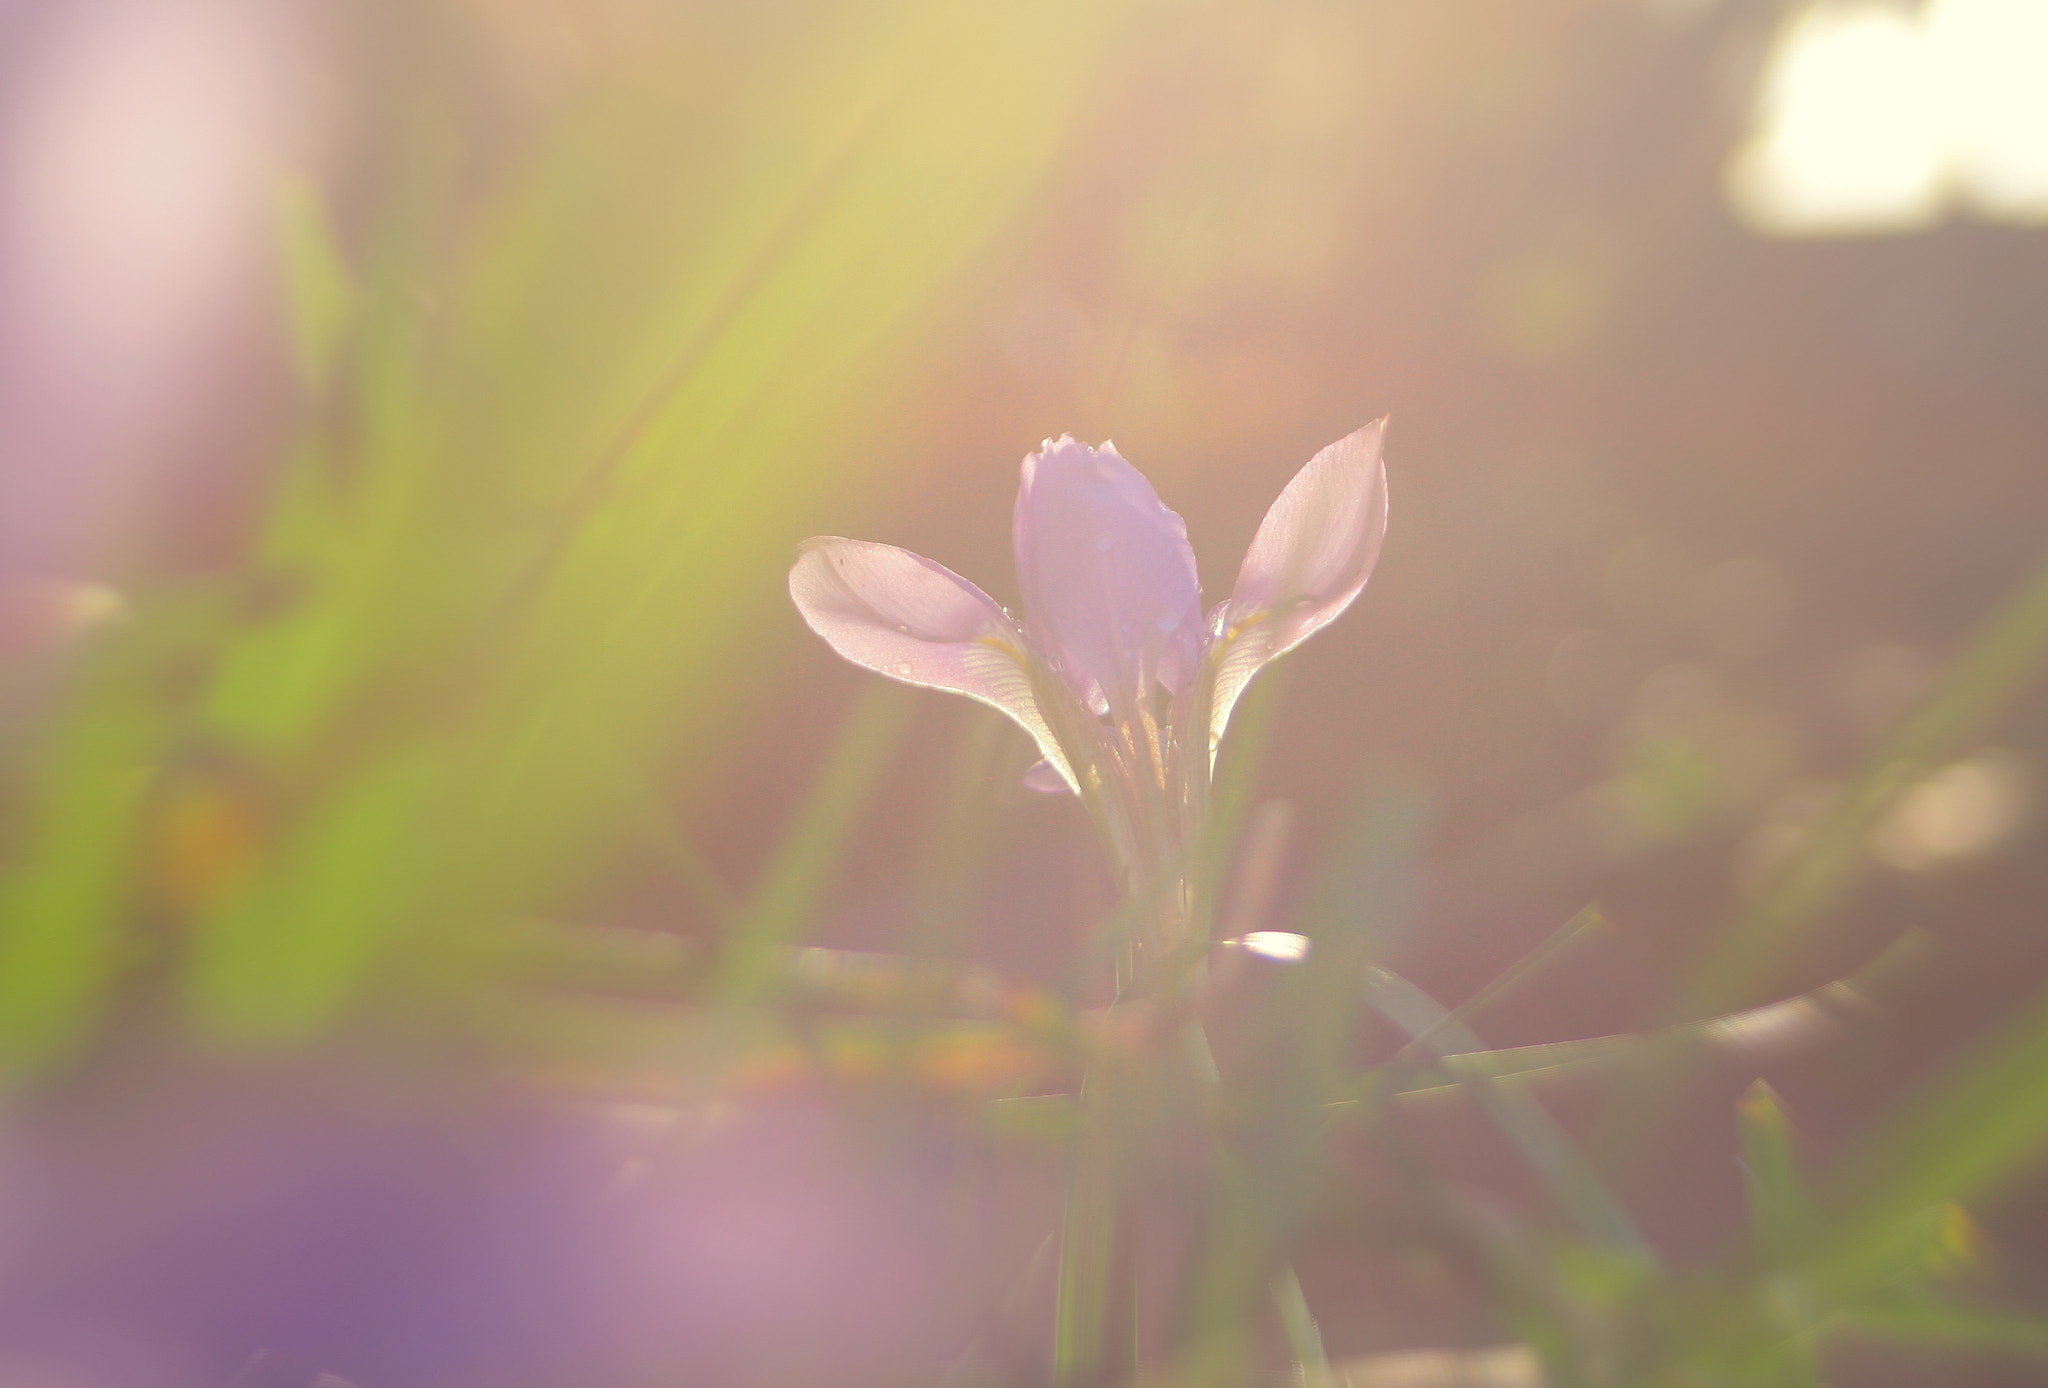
[1021,758,1075,795]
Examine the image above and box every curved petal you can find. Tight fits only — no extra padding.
[789,538,1078,792]
[1012,437,1205,714]
[1209,421,1389,755]
[1020,758,1072,794]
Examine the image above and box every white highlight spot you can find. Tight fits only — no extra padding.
[1729,0,2048,235]
[8,2,295,364]
[1873,749,2030,871]
[1237,930,1310,962]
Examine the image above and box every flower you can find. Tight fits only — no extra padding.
[789,424,1388,960]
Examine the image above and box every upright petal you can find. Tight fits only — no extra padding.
[1209,421,1390,753]
[1012,437,1204,713]
[790,537,1078,792]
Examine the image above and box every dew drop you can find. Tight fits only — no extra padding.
[896,661,913,675]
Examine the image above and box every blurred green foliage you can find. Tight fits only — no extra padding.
[0,0,1103,1064]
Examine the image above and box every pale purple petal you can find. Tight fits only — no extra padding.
[1011,437,1204,713]
[789,537,1079,792]
[1209,421,1389,754]
[1020,758,1071,794]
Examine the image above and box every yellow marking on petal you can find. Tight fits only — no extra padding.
[973,633,1027,659]
[1220,610,1266,642]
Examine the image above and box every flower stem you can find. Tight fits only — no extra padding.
[1053,1129,1136,1385]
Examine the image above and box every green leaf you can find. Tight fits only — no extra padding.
[715,685,909,1004]
[1830,1301,2048,1358]
[1740,1080,1807,1257]
[1690,551,2048,1015]
[1365,965,1649,1258]
[271,174,355,393]
[1805,985,2048,1288]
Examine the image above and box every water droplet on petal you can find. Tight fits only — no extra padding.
[896,661,913,675]
[1094,534,1113,553]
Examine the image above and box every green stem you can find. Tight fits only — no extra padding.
[1054,1151,1135,1385]
[1272,1262,1329,1379]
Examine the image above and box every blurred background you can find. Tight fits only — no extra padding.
[0,0,2044,1384]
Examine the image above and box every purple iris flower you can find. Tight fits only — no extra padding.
[789,424,1387,957]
